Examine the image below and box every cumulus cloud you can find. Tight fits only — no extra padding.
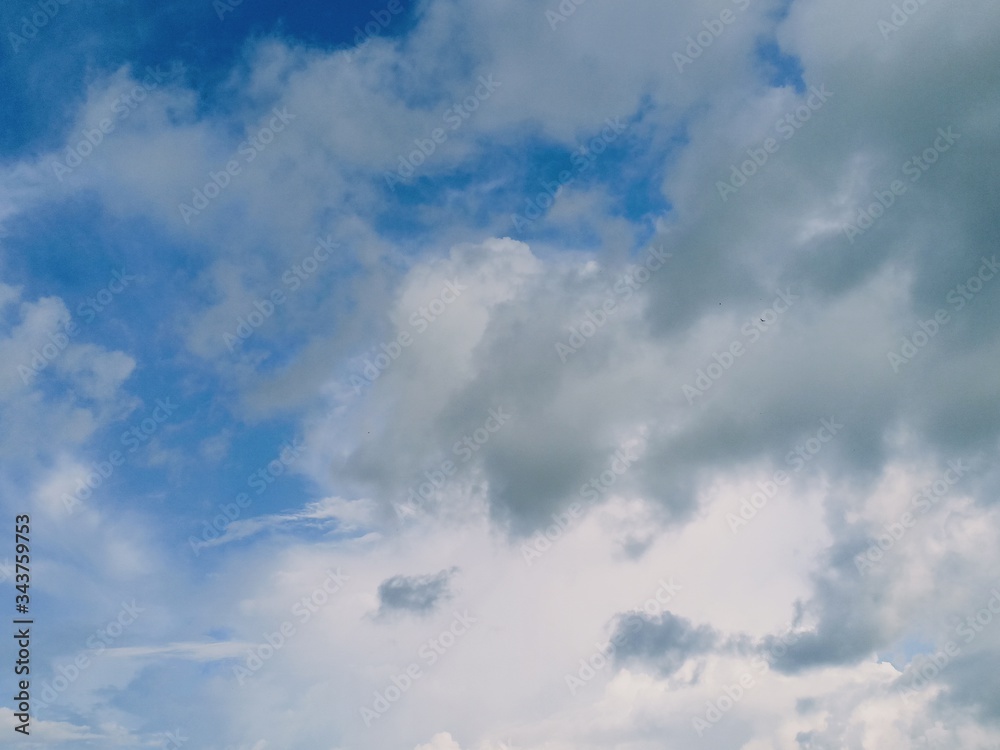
[2,0,999,747]
[377,568,457,616]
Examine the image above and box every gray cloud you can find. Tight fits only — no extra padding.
[612,610,720,676]
[376,568,457,616]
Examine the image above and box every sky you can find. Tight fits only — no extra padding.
[1,0,1000,748]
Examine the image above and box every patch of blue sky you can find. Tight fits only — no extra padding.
[371,159,515,248]
[0,0,415,157]
[754,38,806,92]
[877,634,939,671]
[2,196,122,289]
[168,431,316,544]
[752,0,805,92]
[510,128,674,248]
[761,0,796,27]
[368,124,675,279]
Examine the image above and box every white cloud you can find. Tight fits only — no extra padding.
[2,0,1000,746]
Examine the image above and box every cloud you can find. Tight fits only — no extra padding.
[100,640,253,661]
[414,732,463,750]
[377,568,457,616]
[2,0,1000,747]
[194,496,373,551]
[612,610,720,676]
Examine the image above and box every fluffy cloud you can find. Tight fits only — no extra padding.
[1,0,999,747]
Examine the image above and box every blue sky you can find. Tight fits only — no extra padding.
[2,0,1000,748]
